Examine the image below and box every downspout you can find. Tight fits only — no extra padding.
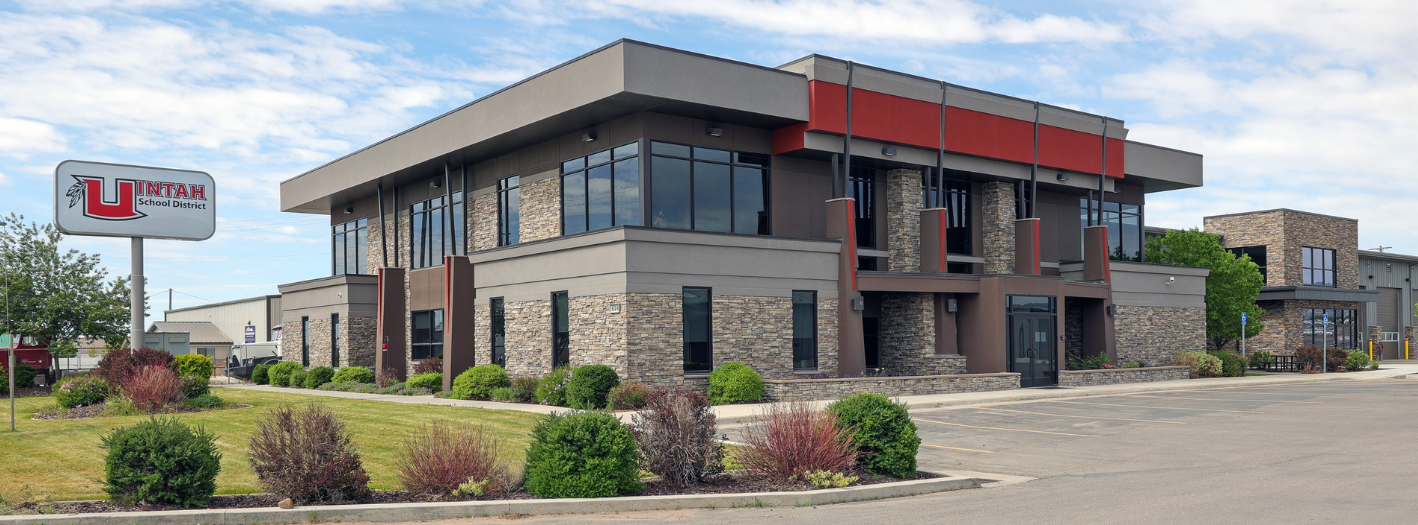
[377,183,388,267]
[1098,118,1108,227]
[444,163,454,257]
[937,81,947,209]
[842,61,854,196]
[831,153,840,199]
[393,185,400,267]
[1030,102,1040,219]
[460,164,468,255]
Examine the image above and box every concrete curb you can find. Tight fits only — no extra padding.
[0,473,979,525]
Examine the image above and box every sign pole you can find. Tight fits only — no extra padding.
[1322,313,1329,373]
[1241,312,1247,359]
[8,348,13,432]
[131,237,144,350]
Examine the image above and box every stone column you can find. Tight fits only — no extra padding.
[1368,325,1382,361]
[982,182,1016,274]
[1406,326,1418,360]
[886,168,923,272]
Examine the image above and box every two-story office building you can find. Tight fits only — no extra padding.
[277,40,1208,391]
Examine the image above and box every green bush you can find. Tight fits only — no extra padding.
[1345,349,1371,371]
[182,375,211,399]
[452,364,510,400]
[510,375,539,403]
[1174,351,1222,378]
[490,387,514,402]
[2,363,40,391]
[1066,351,1112,370]
[534,366,573,406]
[566,364,620,409]
[174,354,215,379]
[332,366,374,384]
[252,363,272,385]
[54,375,111,409]
[1209,351,1246,377]
[101,416,221,507]
[267,362,303,387]
[523,411,642,498]
[288,369,308,388]
[305,366,336,389]
[828,393,920,479]
[407,372,443,391]
[1247,351,1275,370]
[183,394,224,409]
[707,362,763,405]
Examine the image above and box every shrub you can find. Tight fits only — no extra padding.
[408,372,444,391]
[566,364,620,409]
[174,354,215,379]
[332,366,374,384]
[510,375,539,403]
[377,367,402,388]
[102,395,141,417]
[183,394,224,409]
[534,367,573,406]
[1248,351,1275,370]
[267,361,303,387]
[608,382,651,410]
[1209,351,1246,377]
[252,363,272,385]
[452,364,510,400]
[288,369,308,388]
[738,402,856,481]
[101,417,221,507]
[523,411,642,498]
[54,375,111,409]
[1296,346,1347,372]
[305,366,336,389]
[707,362,763,405]
[182,375,211,399]
[398,421,513,499]
[1174,351,1223,378]
[247,404,371,504]
[121,366,184,412]
[13,363,39,388]
[413,357,443,375]
[804,470,858,488]
[630,389,722,486]
[1066,351,1113,370]
[96,347,174,385]
[490,387,514,401]
[828,393,920,479]
[1328,348,1349,372]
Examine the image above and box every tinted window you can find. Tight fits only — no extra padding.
[651,156,692,230]
[562,171,587,234]
[733,167,767,235]
[683,287,712,372]
[693,162,732,232]
[792,291,816,370]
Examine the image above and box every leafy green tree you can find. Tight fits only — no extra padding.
[1145,228,1265,351]
[0,213,133,357]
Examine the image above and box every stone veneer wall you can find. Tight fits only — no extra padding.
[1064,298,1084,356]
[1238,299,1361,355]
[885,168,922,272]
[278,316,376,369]
[473,303,492,367]
[879,293,965,375]
[1057,366,1190,387]
[711,295,796,379]
[304,317,333,368]
[569,294,631,378]
[280,318,305,365]
[624,293,686,389]
[342,317,377,368]
[502,299,551,376]
[470,192,498,252]
[1204,210,1359,289]
[761,373,1019,402]
[1407,326,1418,359]
[1367,325,1382,359]
[518,176,560,243]
[815,297,840,376]
[1113,305,1206,367]
[981,181,1015,274]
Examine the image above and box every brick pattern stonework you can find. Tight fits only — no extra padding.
[518,176,560,243]
[1113,305,1206,367]
[503,298,551,376]
[366,217,386,272]
[1064,298,1083,356]
[344,317,377,368]
[761,373,1019,402]
[570,294,631,378]
[1238,299,1361,355]
[473,303,492,368]
[1407,326,1418,359]
[982,181,1015,274]
[624,293,685,389]
[1057,366,1190,387]
[1205,209,1359,289]
[885,168,922,272]
[815,297,840,376]
[305,317,332,368]
[711,295,796,379]
[471,192,498,252]
[878,293,965,375]
[280,318,305,365]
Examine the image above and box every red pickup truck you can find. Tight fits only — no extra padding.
[4,337,55,385]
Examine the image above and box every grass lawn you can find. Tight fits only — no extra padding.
[0,389,543,502]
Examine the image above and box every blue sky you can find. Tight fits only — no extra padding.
[2,0,1415,318]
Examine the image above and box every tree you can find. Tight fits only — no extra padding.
[1145,228,1265,351]
[0,213,132,357]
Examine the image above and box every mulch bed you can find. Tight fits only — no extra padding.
[2,386,52,398]
[31,403,253,420]
[4,471,940,515]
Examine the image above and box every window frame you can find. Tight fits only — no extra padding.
[682,286,714,373]
[791,290,817,371]
[849,167,875,248]
[648,140,771,236]
[1228,246,1269,283]
[300,316,310,367]
[1302,246,1336,287]
[551,291,570,369]
[1303,308,1357,349]
[922,175,972,255]
[331,313,340,367]
[561,142,642,235]
[497,176,520,247]
[331,218,368,276]
[409,192,464,270]
[410,309,444,361]
[1080,198,1144,262]
[490,297,506,368]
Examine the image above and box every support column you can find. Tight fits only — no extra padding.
[375,267,408,381]
[1083,225,1111,282]
[886,168,923,272]
[982,182,1016,274]
[920,208,948,273]
[827,198,865,377]
[443,256,476,391]
[1014,218,1041,276]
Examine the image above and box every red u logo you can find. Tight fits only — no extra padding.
[68,176,146,220]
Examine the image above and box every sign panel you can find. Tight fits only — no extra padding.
[54,160,215,240]
[244,325,256,344]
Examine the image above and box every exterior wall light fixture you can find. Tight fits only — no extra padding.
[343,207,353,214]
[582,132,597,142]
[881,147,897,156]
[706,127,724,137]
[1056,173,1070,181]
[430,179,441,189]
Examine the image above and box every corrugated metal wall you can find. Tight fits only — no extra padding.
[1359,256,1417,357]
[165,297,277,344]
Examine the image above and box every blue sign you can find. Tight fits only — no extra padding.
[1241,312,1247,326]
[1323,313,1329,325]
[244,325,256,344]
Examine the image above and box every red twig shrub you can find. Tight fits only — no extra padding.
[97,347,174,385]
[413,358,443,375]
[630,388,723,486]
[120,366,184,412]
[246,404,371,503]
[398,421,513,499]
[377,367,402,387]
[738,402,856,481]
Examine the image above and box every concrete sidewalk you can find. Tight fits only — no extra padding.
[216,363,1418,423]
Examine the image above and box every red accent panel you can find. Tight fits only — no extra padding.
[1106,137,1125,178]
[1038,124,1102,174]
[944,106,1034,164]
[810,80,847,134]
[938,211,947,273]
[850,89,941,150]
[771,123,807,155]
[1032,219,1041,274]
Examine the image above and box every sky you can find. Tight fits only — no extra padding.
[2,0,1416,318]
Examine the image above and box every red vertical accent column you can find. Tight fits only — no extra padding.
[826,198,864,377]
[1014,218,1041,276]
[375,267,408,381]
[920,208,949,273]
[443,256,476,391]
[1083,225,1111,283]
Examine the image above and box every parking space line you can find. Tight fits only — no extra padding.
[973,407,1185,424]
[921,443,994,453]
[1047,400,1264,413]
[1125,394,1322,404]
[914,417,1098,437]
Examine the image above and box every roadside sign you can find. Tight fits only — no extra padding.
[55,160,215,241]
[1241,312,1247,326]
[244,325,256,344]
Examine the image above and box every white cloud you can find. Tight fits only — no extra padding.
[0,117,68,158]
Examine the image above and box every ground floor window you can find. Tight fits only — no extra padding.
[491,297,506,367]
[792,291,816,370]
[301,316,310,367]
[552,292,569,368]
[683,287,712,372]
[411,309,444,360]
[331,313,340,367]
[1303,308,1357,349]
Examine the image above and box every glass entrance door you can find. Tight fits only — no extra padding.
[1008,296,1057,387]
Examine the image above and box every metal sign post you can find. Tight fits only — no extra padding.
[1322,313,1329,373]
[1241,312,1247,358]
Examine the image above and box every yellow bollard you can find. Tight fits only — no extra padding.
[1407,339,1410,360]
[1369,340,1373,361]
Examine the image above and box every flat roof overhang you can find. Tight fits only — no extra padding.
[280,40,810,214]
[1257,286,1378,303]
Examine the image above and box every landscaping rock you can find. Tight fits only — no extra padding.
[278,498,293,509]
